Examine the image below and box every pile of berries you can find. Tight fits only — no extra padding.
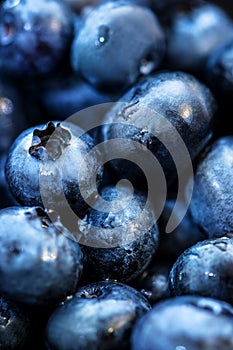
[1,0,233,349]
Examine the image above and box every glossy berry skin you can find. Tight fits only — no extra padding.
[189,136,233,238]
[0,296,31,349]
[5,121,102,218]
[102,71,216,187]
[169,236,233,304]
[0,206,83,305]
[131,295,233,350]
[164,3,233,73]
[0,0,74,78]
[45,280,151,350]
[70,1,165,92]
[77,183,159,283]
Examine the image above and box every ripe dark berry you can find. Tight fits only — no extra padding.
[0,206,83,305]
[131,295,233,350]
[70,1,165,92]
[158,199,204,262]
[169,236,233,304]
[0,0,74,77]
[102,70,216,187]
[189,136,233,238]
[39,73,119,121]
[5,120,103,218]
[76,183,159,283]
[164,3,233,74]
[46,280,150,350]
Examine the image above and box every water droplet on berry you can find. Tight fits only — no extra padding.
[0,13,16,46]
[95,25,110,47]
[139,58,155,75]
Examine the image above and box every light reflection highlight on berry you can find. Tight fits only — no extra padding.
[41,251,57,262]
[49,19,62,33]
[180,104,192,119]
[0,97,14,115]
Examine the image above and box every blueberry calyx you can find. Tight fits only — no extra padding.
[25,207,68,237]
[25,206,52,227]
[29,121,71,161]
[80,287,103,299]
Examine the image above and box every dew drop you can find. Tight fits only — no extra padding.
[0,13,16,46]
[96,25,110,47]
[139,58,155,75]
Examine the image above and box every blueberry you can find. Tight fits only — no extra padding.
[5,120,103,218]
[0,206,83,305]
[169,236,233,304]
[158,199,205,262]
[0,0,74,78]
[163,3,233,74]
[39,72,119,121]
[76,183,159,283]
[0,296,31,349]
[70,1,165,92]
[130,257,171,305]
[189,136,233,238]
[45,280,150,350]
[131,295,233,350]
[102,70,216,188]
